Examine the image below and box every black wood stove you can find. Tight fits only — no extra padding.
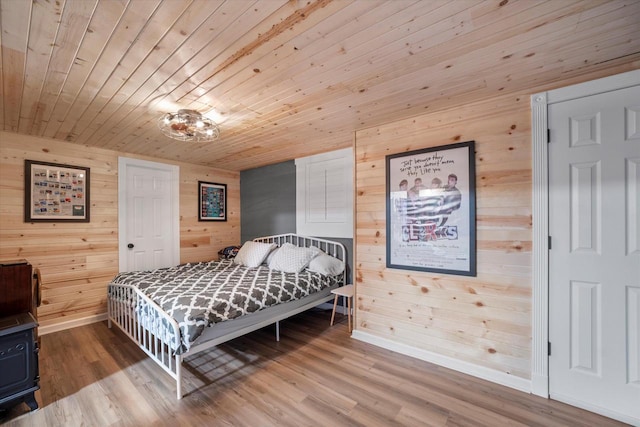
[0,312,39,413]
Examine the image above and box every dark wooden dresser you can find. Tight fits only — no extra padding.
[0,260,40,413]
[0,260,39,319]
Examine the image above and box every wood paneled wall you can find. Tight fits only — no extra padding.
[0,132,240,328]
[354,93,533,380]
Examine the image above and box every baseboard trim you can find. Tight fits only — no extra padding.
[531,373,549,398]
[551,393,639,426]
[316,302,334,311]
[351,330,531,394]
[38,303,338,335]
[38,313,108,335]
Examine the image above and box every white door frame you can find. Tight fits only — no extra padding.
[530,69,640,397]
[118,157,180,272]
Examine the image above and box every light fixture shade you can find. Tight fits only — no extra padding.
[157,109,220,142]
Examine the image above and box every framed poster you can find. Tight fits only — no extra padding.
[24,160,90,222]
[198,181,226,221]
[385,141,476,276]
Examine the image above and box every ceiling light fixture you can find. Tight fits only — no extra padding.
[157,109,220,142]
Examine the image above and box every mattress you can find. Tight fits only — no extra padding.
[108,259,339,353]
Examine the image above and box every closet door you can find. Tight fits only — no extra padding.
[548,84,640,424]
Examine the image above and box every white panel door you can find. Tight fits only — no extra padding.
[549,85,640,423]
[119,158,179,272]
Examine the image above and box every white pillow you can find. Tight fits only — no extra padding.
[264,246,279,265]
[233,241,276,268]
[268,243,319,273]
[308,252,345,276]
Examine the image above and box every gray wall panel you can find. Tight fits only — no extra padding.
[241,161,296,243]
[240,160,353,283]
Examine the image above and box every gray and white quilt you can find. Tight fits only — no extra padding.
[108,259,338,353]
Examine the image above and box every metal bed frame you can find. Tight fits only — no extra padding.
[107,234,346,399]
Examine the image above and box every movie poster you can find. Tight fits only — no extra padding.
[386,141,476,276]
[198,181,227,221]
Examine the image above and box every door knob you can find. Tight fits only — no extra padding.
[127,243,134,249]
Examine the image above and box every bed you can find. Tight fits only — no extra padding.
[107,234,347,399]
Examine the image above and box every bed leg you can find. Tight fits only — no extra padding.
[275,321,280,342]
[176,355,183,400]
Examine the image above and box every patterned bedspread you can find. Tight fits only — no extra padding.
[108,259,338,353]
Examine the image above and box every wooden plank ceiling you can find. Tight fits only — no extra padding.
[1,0,639,171]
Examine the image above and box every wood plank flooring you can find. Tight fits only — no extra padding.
[1,309,628,426]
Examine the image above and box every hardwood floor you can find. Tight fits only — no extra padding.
[1,309,629,426]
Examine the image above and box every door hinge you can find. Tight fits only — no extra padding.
[547,129,551,143]
[548,342,551,356]
[548,236,552,250]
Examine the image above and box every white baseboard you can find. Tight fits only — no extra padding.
[317,301,350,314]
[316,302,334,310]
[37,303,337,335]
[38,313,107,335]
[351,330,531,394]
[531,373,549,398]
[551,393,639,426]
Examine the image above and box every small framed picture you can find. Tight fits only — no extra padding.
[24,160,90,222]
[198,181,226,221]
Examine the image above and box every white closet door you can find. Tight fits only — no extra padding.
[548,85,640,424]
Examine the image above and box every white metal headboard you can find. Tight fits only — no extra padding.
[253,233,347,284]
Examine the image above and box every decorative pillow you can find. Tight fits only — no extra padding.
[233,241,277,268]
[218,245,241,260]
[308,252,345,276]
[264,246,280,265]
[268,243,319,273]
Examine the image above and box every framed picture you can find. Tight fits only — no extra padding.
[198,181,226,221]
[385,141,476,276]
[24,160,90,223]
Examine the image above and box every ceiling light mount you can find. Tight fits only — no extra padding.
[158,109,220,142]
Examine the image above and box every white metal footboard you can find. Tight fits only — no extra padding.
[107,283,184,399]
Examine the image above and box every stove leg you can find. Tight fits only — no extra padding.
[24,393,38,411]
